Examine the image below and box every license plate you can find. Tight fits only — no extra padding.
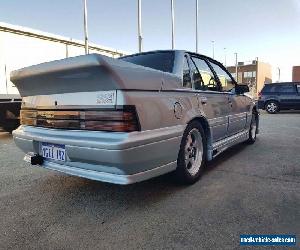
[41,142,66,162]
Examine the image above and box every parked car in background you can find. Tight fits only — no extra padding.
[11,50,259,185]
[258,82,300,113]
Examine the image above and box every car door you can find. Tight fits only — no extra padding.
[278,83,298,109]
[187,54,230,142]
[208,60,249,136]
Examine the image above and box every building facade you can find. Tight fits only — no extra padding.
[0,22,127,95]
[292,66,300,82]
[227,60,272,96]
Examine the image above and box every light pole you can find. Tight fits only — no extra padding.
[277,67,281,82]
[171,0,175,49]
[211,40,215,59]
[223,47,226,66]
[138,0,143,52]
[253,57,258,94]
[83,0,89,54]
[195,0,198,53]
[4,64,8,94]
[235,52,238,82]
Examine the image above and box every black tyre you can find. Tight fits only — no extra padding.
[265,101,279,114]
[2,120,19,133]
[175,121,207,184]
[247,113,258,144]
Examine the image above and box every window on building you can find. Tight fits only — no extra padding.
[209,61,236,91]
[244,71,256,78]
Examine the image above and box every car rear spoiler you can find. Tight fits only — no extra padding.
[10,54,181,97]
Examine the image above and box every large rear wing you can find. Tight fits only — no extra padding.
[11,54,181,97]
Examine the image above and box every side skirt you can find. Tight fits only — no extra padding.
[207,130,249,160]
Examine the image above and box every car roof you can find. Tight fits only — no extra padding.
[121,49,216,62]
[120,49,232,80]
[266,82,300,85]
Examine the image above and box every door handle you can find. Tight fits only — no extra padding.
[199,96,207,104]
[228,97,233,107]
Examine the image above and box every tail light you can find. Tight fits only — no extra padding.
[20,110,37,126]
[20,107,140,132]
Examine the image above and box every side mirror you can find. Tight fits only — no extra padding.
[235,84,249,95]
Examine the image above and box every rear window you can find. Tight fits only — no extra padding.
[262,84,295,93]
[120,51,175,73]
[262,85,277,93]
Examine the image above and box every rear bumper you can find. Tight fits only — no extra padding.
[24,156,176,185]
[13,125,183,184]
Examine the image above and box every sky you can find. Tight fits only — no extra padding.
[0,0,300,81]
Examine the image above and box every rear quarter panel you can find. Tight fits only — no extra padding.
[119,90,200,131]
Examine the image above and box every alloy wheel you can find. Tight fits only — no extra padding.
[184,128,203,176]
[266,102,278,113]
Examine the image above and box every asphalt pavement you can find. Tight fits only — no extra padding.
[0,112,299,250]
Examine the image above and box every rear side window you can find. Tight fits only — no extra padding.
[263,84,295,93]
[280,84,295,93]
[182,56,192,88]
[120,51,175,73]
[297,84,300,93]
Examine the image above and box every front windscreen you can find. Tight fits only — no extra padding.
[120,51,175,73]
